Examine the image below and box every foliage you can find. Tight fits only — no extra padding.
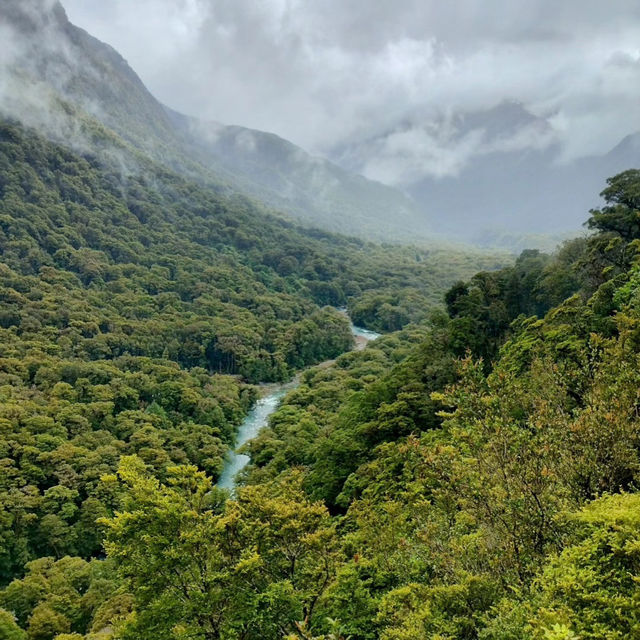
[4,106,640,640]
[586,169,640,240]
[102,457,337,640]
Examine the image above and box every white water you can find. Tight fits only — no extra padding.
[217,320,380,491]
[351,324,382,342]
[217,390,287,490]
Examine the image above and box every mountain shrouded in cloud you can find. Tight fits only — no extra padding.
[61,0,640,240]
[62,0,640,160]
[332,101,558,185]
[337,101,640,237]
[0,0,428,242]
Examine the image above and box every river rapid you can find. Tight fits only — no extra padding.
[217,317,380,491]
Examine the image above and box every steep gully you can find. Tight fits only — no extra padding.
[217,314,381,491]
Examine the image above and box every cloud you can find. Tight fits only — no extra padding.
[0,1,92,144]
[57,0,640,180]
[0,1,148,179]
[356,114,559,185]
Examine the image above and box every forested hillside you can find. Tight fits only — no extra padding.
[5,167,638,639]
[0,115,506,639]
[4,3,640,639]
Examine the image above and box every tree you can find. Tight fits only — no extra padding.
[102,456,338,639]
[0,609,26,640]
[586,169,640,240]
[484,493,640,640]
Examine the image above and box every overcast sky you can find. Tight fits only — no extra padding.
[63,0,640,177]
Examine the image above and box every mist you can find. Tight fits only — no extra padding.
[3,0,639,241]
[63,0,640,181]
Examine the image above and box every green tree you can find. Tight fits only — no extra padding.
[586,169,640,240]
[102,457,338,639]
[0,609,26,640]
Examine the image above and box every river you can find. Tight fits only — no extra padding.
[217,317,381,491]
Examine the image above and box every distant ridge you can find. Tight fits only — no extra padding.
[331,101,640,241]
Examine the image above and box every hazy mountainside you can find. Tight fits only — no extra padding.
[0,0,430,242]
[406,141,640,239]
[5,1,637,247]
[0,0,181,158]
[166,107,426,240]
[607,131,640,168]
[332,101,640,241]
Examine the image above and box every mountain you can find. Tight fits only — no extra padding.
[607,131,640,167]
[4,2,636,247]
[331,101,640,243]
[165,108,426,240]
[0,0,430,242]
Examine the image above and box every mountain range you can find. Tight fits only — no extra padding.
[330,101,640,243]
[2,0,638,248]
[3,3,640,638]
[0,0,429,243]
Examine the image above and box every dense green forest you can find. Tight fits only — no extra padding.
[4,4,640,639]
[0,117,511,639]
[3,92,640,639]
[4,162,638,640]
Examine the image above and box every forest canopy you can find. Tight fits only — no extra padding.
[3,114,640,639]
[0,116,506,639]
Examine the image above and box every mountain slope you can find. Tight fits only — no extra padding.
[0,0,430,242]
[406,141,640,239]
[166,107,426,240]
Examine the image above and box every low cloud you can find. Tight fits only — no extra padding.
[45,0,640,181]
[0,1,99,147]
[356,115,559,185]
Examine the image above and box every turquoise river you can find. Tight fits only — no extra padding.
[217,318,380,491]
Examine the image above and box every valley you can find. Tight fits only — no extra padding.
[0,2,640,640]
